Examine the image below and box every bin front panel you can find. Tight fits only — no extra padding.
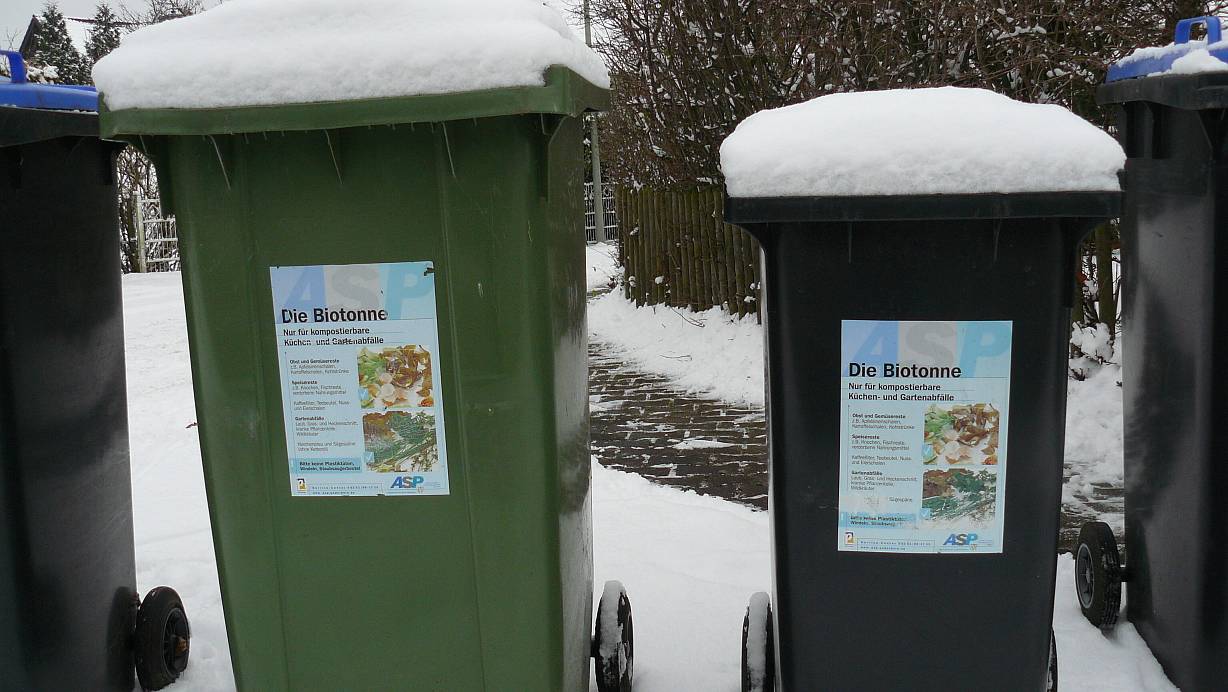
[159,114,589,690]
[758,218,1077,691]
[1120,152,1228,689]
[0,135,135,691]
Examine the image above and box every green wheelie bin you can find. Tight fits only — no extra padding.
[95,12,633,692]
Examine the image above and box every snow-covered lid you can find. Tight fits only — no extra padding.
[93,0,610,112]
[1107,17,1228,81]
[720,87,1124,199]
[0,51,99,112]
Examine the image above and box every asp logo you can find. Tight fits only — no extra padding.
[390,475,425,490]
[943,533,979,546]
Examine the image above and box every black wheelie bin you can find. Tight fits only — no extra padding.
[720,85,1123,691]
[1071,16,1228,692]
[0,49,189,691]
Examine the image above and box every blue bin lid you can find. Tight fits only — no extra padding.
[1108,17,1228,82]
[0,50,98,112]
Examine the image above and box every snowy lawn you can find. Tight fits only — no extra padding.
[126,273,1167,690]
[123,273,233,690]
[586,241,620,292]
[588,290,765,407]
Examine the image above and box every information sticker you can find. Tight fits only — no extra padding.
[270,262,449,498]
[838,320,1012,554]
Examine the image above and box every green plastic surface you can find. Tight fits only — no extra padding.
[101,66,608,137]
[102,69,604,690]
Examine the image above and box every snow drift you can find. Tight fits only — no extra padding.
[720,87,1125,198]
[94,0,609,111]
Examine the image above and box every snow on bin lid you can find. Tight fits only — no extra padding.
[720,87,1124,199]
[92,0,610,111]
[1107,16,1228,82]
[0,51,99,112]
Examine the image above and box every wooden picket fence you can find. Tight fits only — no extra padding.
[614,186,762,319]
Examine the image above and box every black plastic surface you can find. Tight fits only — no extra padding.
[734,205,1107,691]
[1099,71,1228,112]
[0,127,135,689]
[0,105,100,148]
[1105,79,1228,691]
[726,191,1120,223]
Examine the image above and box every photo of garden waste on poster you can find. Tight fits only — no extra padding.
[838,320,1012,554]
[270,261,450,497]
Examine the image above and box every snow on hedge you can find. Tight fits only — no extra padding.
[93,0,609,111]
[586,243,620,292]
[720,87,1125,198]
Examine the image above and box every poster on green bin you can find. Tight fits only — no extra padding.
[270,261,450,498]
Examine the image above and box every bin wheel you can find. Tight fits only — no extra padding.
[593,580,633,692]
[741,592,775,692]
[1074,521,1122,631]
[134,586,190,691]
[1046,629,1058,691]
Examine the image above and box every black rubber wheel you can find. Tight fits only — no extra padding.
[1046,629,1058,691]
[593,580,633,692]
[741,592,775,692]
[135,586,190,691]
[1074,521,1122,630]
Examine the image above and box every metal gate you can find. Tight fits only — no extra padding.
[134,195,179,272]
[585,182,618,243]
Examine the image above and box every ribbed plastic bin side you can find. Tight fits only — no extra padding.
[1098,67,1228,692]
[0,72,135,690]
[101,67,614,690]
[727,192,1117,691]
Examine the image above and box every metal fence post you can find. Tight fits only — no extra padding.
[134,195,147,273]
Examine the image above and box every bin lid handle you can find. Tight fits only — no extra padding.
[1,51,28,84]
[1175,16,1222,45]
[1106,16,1228,82]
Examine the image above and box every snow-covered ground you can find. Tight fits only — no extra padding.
[588,290,765,407]
[123,273,233,690]
[126,272,1165,690]
[586,241,620,292]
[1064,358,1127,537]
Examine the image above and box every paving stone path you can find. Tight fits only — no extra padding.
[1060,479,1125,554]
[588,340,1123,554]
[589,343,769,508]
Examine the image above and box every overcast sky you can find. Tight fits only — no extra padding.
[1,1,227,52]
[4,1,92,49]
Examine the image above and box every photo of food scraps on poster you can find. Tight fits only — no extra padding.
[837,320,1012,554]
[270,261,450,498]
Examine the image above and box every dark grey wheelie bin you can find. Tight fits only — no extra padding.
[0,50,189,690]
[1070,16,1228,692]
[723,94,1121,691]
